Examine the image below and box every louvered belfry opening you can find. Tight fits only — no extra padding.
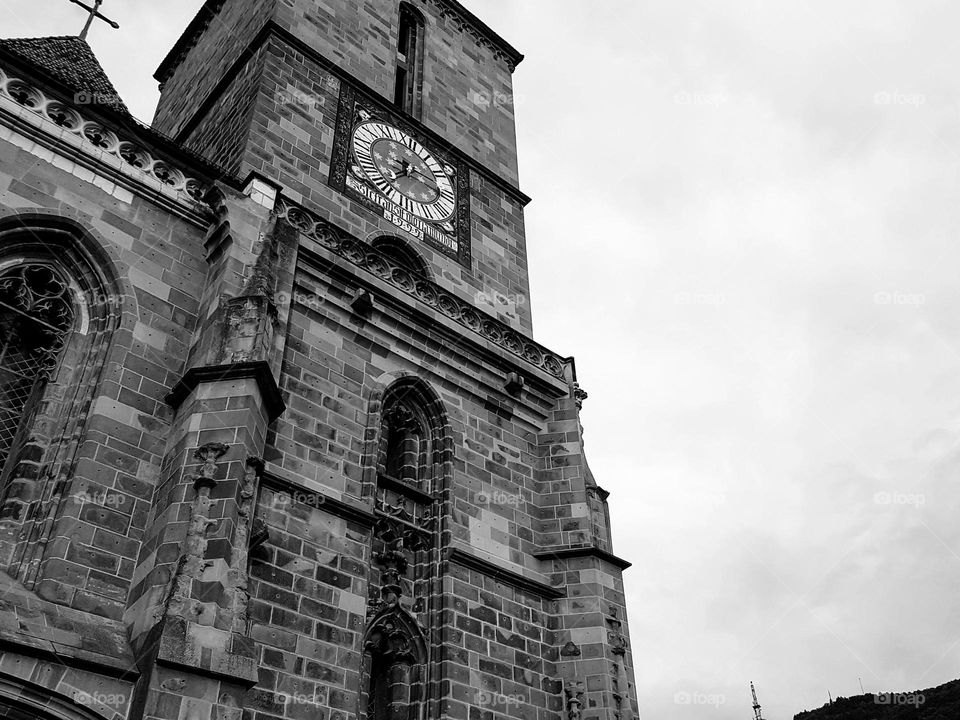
[0,263,74,470]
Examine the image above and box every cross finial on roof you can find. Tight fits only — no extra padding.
[68,0,119,40]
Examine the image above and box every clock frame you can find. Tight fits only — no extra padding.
[329,85,472,268]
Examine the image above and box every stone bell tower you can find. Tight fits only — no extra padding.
[120,2,643,720]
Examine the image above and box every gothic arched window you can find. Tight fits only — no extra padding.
[0,216,123,588]
[360,610,427,720]
[0,264,74,471]
[371,236,431,280]
[394,4,425,117]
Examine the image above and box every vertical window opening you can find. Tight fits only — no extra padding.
[394,5,424,117]
[0,264,73,472]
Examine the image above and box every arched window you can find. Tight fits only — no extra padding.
[394,3,425,117]
[362,377,449,720]
[371,236,431,280]
[0,216,123,587]
[377,392,441,491]
[0,264,74,470]
[360,609,427,720]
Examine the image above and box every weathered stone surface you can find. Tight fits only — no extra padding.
[0,2,638,719]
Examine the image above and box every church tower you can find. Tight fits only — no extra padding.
[0,2,638,720]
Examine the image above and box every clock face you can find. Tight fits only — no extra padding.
[352,121,457,223]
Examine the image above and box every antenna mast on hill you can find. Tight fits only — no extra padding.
[751,682,765,720]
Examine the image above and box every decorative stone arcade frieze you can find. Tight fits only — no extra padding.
[275,198,571,382]
[0,65,211,216]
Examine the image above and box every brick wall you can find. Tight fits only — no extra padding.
[0,133,207,622]
[152,0,277,139]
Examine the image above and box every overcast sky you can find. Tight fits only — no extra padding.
[5,1,960,719]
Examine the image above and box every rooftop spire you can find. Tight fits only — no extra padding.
[67,0,119,40]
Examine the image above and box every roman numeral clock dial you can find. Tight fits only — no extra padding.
[352,122,457,224]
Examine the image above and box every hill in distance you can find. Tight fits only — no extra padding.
[795,679,960,720]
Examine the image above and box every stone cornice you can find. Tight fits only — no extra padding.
[446,546,564,599]
[0,63,216,223]
[275,197,573,383]
[534,546,633,571]
[420,0,524,71]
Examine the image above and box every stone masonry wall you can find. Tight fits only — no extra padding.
[152,0,277,140]
[232,35,533,332]
[0,130,207,622]
[272,0,521,185]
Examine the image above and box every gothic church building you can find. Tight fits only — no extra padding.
[0,2,638,720]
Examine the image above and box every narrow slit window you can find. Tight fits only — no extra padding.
[394,5,424,117]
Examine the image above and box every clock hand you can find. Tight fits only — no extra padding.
[407,168,438,190]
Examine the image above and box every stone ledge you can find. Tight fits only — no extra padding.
[445,546,565,600]
[155,616,259,687]
[165,360,285,420]
[260,472,377,528]
[534,546,632,571]
[0,578,137,679]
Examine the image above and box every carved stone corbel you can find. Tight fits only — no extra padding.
[564,681,585,720]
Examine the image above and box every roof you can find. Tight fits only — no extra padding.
[0,35,129,114]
